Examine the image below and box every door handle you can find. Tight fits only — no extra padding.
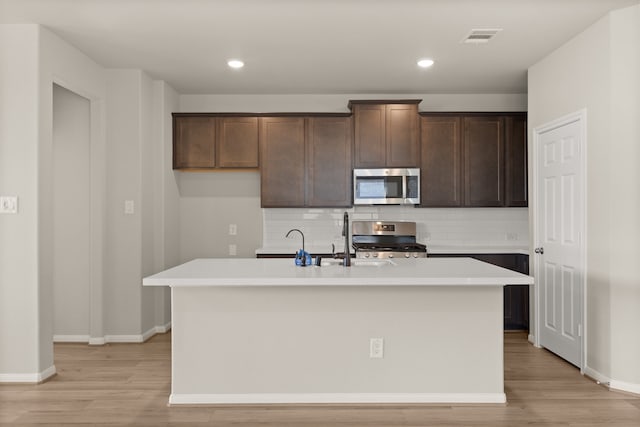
[534,247,544,254]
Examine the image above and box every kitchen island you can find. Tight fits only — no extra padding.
[143,257,533,405]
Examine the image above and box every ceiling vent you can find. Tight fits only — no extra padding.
[461,29,502,44]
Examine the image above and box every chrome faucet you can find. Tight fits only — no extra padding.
[285,228,305,252]
[285,228,306,265]
[342,211,351,267]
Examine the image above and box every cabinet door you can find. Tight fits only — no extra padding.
[217,117,259,168]
[386,104,419,167]
[505,114,528,207]
[259,117,305,207]
[306,117,353,207]
[420,115,463,206]
[173,116,216,168]
[464,116,504,206]
[353,104,386,167]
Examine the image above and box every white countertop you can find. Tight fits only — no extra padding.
[256,244,530,256]
[143,257,534,287]
[427,245,530,255]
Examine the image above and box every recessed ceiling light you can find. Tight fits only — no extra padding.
[227,59,244,69]
[417,58,434,68]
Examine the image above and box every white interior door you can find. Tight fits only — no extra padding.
[535,114,585,368]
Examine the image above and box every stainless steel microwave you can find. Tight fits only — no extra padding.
[353,168,420,205]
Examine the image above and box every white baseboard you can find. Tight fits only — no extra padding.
[169,392,507,405]
[104,334,145,343]
[141,322,173,342]
[583,366,610,385]
[53,334,90,343]
[155,321,172,333]
[89,337,106,345]
[610,379,640,395]
[0,365,56,383]
[584,366,640,396]
[56,322,172,345]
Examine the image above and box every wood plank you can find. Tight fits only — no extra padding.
[0,332,638,426]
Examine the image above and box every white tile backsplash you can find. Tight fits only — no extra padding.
[261,206,529,253]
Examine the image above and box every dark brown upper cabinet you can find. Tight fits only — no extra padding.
[420,115,463,207]
[505,115,528,207]
[172,114,259,170]
[420,113,527,207]
[350,100,420,168]
[217,116,259,168]
[464,116,505,207]
[306,117,353,207]
[259,115,353,208]
[173,116,216,168]
[259,117,306,207]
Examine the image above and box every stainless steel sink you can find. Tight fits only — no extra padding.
[319,258,396,267]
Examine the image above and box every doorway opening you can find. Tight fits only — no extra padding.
[52,84,92,342]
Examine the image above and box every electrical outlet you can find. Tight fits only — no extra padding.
[0,196,18,214]
[369,338,384,358]
[229,244,237,256]
[229,224,237,235]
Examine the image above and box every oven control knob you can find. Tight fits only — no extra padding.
[413,253,419,258]
[364,253,370,258]
[389,254,394,258]
[405,253,410,258]
[373,253,378,258]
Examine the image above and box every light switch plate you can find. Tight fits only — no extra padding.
[0,196,18,214]
[369,338,384,358]
[124,200,134,215]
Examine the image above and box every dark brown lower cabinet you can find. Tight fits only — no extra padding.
[429,253,530,330]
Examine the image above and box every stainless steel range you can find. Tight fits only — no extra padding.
[351,220,427,259]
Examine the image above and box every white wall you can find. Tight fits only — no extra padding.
[0,23,110,378]
[528,4,640,392]
[140,71,156,335]
[153,81,179,329]
[0,24,41,380]
[1,23,179,380]
[180,93,527,113]
[39,26,108,355]
[104,70,141,336]
[105,69,176,338]
[52,84,91,339]
[177,172,262,261]
[608,5,640,388]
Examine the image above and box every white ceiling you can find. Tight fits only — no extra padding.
[1,0,638,94]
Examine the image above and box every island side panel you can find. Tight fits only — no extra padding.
[170,285,504,403]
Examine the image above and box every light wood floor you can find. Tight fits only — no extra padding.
[1,332,639,426]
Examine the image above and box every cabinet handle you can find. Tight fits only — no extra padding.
[534,247,544,254]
